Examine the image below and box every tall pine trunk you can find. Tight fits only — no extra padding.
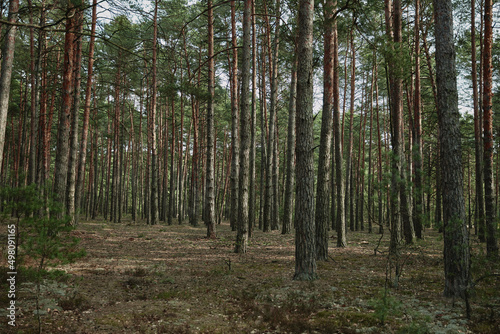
[75,0,97,225]
[66,10,83,224]
[205,0,216,238]
[413,0,423,239]
[283,56,297,235]
[54,4,76,209]
[0,0,19,173]
[315,0,334,260]
[150,0,159,225]
[434,0,471,298]
[229,0,240,232]
[294,0,317,281]
[471,0,485,241]
[235,0,252,254]
[482,0,498,258]
[334,17,346,247]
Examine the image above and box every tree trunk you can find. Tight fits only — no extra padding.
[264,0,281,232]
[75,0,97,225]
[37,4,48,186]
[229,0,240,232]
[27,0,39,187]
[315,0,334,261]
[387,0,403,258]
[54,4,76,209]
[434,0,471,298]
[249,0,257,237]
[235,0,252,253]
[66,9,83,224]
[258,43,267,231]
[205,0,216,238]
[111,69,121,223]
[178,71,185,224]
[345,30,355,233]
[283,56,297,235]
[413,0,423,239]
[368,59,375,234]
[333,18,346,247]
[482,0,498,258]
[150,0,159,225]
[294,0,317,281]
[0,0,19,174]
[471,0,484,241]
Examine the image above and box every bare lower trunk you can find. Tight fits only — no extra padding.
[0,0,19,173]
[294,0,317,281]
[434,0,471,298]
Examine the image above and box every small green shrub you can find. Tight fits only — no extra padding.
[398,321,431,334]
[368,289,402,324]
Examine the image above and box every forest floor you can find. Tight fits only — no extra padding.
[1,218,500,333]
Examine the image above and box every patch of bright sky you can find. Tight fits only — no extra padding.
[97,0,153,23]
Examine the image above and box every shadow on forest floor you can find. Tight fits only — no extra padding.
[1,218,499,333]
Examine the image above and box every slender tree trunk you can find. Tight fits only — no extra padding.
[368,59,375,234]
[150,0,159,225]
[264,0,281,232]
[471,0,484,241]
[358,82,367,232]
[375,60,384,234]
[315,0,334,261]
[283,56,297,235]
[413,0,423,239]
[249,0,257,236]
[75,0,97,225]
[334,17,346,247]
[104,117,112,220]
[130,105,137,222]
[189,93,199,226]
[111,69,121,223]
[27,0,39,186]
[387,0,404,258]
[66,10,83,224]
[37,5,48,186]
[294,0,317,281]
[229,0,240,232]
[205,0,216,238]
[259,34,268,231]
[178,72,185,224]
[235,0,252,253]
[0,0,19,173]
[169,99,176,225]
[54,4,76,209]
[434,0,471,298]
[345,30,356,233]
[482,0,498,258]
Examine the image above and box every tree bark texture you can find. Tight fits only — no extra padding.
[315,0,334,260]
[481,0,498,258]
[53,5,76,209]
[0,0,19,174]
[235,0,252,254]
[294,0,317,281]
[434,0,471,298]
[205,0,216,238]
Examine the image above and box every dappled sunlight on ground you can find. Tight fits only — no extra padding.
[1,218,497,333]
